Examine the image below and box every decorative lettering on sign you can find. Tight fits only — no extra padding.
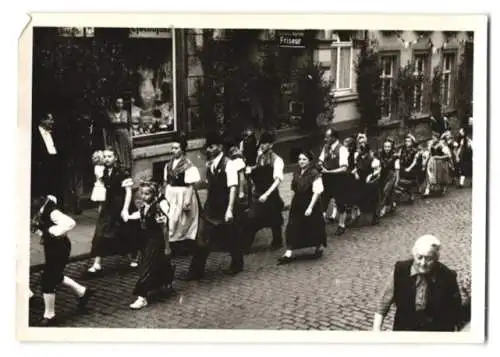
[278,30,306,48]
[129,28,173,38]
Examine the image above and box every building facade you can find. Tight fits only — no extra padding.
[31,27,474,201]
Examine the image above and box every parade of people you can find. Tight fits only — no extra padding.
[28,117,473,328]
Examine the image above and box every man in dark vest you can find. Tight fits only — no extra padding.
[243,131,285,252]
[318,127,350,235]
[373,235,463,331]
[184,132,244,280]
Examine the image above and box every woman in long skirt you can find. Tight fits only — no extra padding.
[378,138,400,217]
[126,182,175,310]
[278,150,326,265]
[343,136,359,223]
[353,143,381,225]
[163,133,202,256]
[87,148,135,274]
[423,132,453,196]
[103,97,132,171]
[397,134,422,202]
[455,127,473,188]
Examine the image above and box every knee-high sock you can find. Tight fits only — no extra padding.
[62,276,86,297]
[43,293,56,319]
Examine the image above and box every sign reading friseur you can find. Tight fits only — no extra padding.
[277,30,306,48]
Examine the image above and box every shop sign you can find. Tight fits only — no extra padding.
[278,30,306,48]
[129,28,173,38]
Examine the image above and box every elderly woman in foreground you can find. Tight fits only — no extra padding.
[373,235,462,331]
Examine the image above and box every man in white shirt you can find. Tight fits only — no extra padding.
[184,132,244,280]
[318,128,350,236]
[32,113,63,202]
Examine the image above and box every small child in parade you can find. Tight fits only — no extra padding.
[31,195,94,326]
[125,182,175,310]
[90,150,106,211]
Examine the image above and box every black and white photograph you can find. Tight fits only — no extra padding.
[17,13,487,343]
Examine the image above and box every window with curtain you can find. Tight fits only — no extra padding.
[315,42,353,94]
[412,54,427,113]
[380,55,396,118]
[442,52,456,108]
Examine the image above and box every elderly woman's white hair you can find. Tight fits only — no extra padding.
[412,234,441,258]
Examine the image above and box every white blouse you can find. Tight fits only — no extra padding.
[312,177,324,194]
[48,210,76,237]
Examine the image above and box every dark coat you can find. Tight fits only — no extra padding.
[393,259,462,331]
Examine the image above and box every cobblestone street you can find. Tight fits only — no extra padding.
[28,187,472,330]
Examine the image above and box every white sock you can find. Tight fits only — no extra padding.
[43,293,56,319]
[460,176,465,186]
[284,250,293,258]
[62,276,86,297]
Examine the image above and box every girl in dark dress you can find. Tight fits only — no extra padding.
[87,148,137,274]
[278,150,326,265]
[397,134,422,202]
[126,182,175,310]
[455,127,473,188]
[353,143,382,225]
[378,138,400,217]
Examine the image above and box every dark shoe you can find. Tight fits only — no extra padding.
[334,226,346,236]
[39,316,58,327]
[225,267,243,276]
[277,256,292,265]
[371,215,380,225]
[313,249,324,259]
[78,288,95,312]
[180,271,204,281]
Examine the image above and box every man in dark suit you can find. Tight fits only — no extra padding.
[31,113,64,203]
[373,235,463,331]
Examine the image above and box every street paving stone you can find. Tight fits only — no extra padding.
[27,187,472,331]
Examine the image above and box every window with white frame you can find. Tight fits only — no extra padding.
[332,42,353,92]
[442,53,456,107]
[315,41,353,94]
[412,54,427,113]
[380,55,396,118]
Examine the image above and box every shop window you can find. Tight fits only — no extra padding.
[442,52,456,108]
[380,54,397,119]
[126,28,176,139]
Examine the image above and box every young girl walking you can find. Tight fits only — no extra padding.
[125,182,175,310]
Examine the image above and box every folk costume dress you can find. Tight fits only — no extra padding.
[36,199,74,294]
[354,150,381,216]
[318,140,350,217]
[456,136,473,178]
[425,141,452,193]
[188,153,244,276]
[378,149,400,210]
[285,166,326,250]
[133,200,174,298]
[163,156,201,247]
[245,150,285,250]
[104,109,132,171]
[90,166,135,257]
[398,145,422,196]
